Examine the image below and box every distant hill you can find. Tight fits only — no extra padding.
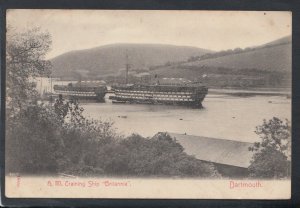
[50,43,213,79]
[151,36,291,88]
[258,35,291,48]
[182,42,291,72]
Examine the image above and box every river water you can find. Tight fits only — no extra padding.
[81,93,291,143]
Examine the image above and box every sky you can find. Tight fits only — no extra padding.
[7,10,292,59]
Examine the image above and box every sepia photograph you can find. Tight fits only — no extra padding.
[4,9,291,199]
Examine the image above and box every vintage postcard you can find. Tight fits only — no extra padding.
[4,9,291,199]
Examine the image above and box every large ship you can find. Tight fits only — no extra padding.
[109,52,208,108]
[53,81,107,102]
[109,78,208,108]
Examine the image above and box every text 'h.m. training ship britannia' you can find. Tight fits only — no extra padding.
[109,54,208,108]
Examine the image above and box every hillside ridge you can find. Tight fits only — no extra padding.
[50,43,213,79]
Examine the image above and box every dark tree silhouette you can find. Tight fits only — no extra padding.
[248,117,291,178]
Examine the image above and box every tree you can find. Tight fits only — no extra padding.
[233,47,243,53]
[248,117,291,178]
[6,27,52,117]
[6,104,64,174]
[111,133,220,178]
[52,96,117,175]
[5,27,55,174]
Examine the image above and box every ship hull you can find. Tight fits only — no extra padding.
[109,96,204,107]
[110,84,208,108]
[54,92,106,102]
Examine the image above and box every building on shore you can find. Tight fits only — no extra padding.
[168,133,255,178]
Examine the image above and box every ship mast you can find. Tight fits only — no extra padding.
[125,50,129,84]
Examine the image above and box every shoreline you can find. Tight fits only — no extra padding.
[208,88,291,97]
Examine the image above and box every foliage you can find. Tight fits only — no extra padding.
[248,146,290,178]
[248,117,291,178]
[53,96,117,175]
[67,132,220,177]
[5,26,54,174]
[6,27,52,117]
[6,104,63,174]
